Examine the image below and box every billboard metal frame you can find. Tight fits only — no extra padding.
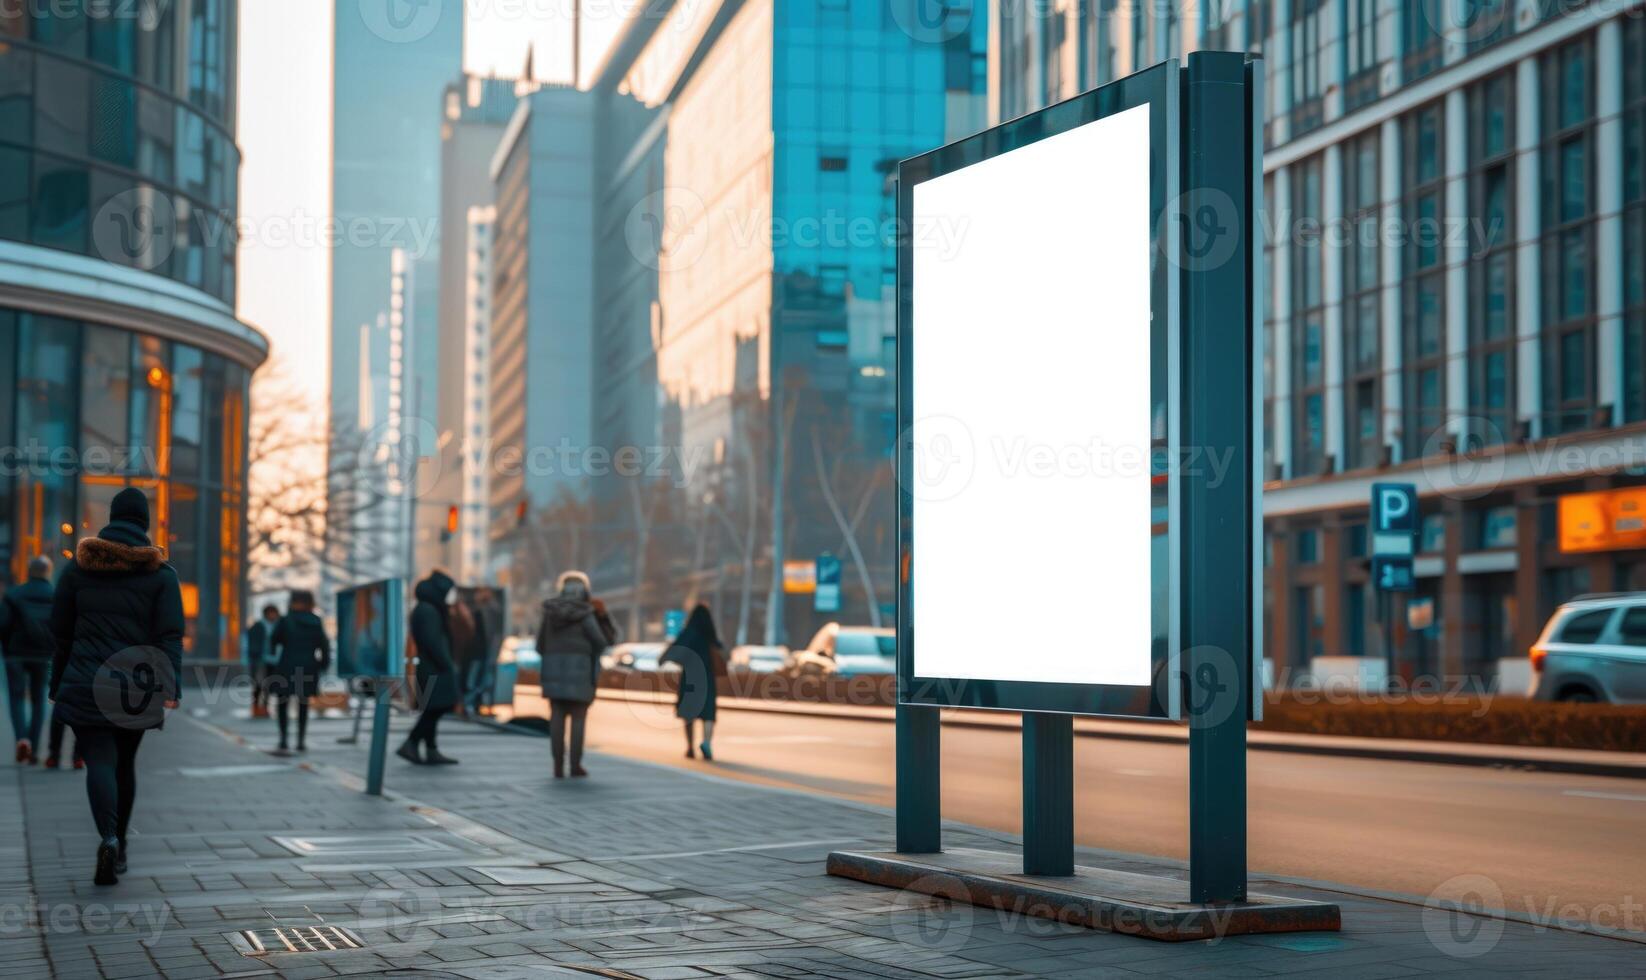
[891,52,1263,904]
[895,59,1183,721]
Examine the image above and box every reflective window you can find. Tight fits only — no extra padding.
[1539,35,1597,435]
[12,314,79,580]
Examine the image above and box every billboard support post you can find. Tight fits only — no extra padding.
[1022,712,1073,876]
[894,703,941,853]
[1182,51,1262,906]
[365,682,392,796]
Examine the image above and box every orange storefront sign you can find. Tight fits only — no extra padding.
[1559,488,1646,553]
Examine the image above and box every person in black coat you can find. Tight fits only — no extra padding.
[1,555,56,763]
[244,604,280,719]
[534,571,616,778]
[399,569,460,765]
[48,487,183,886]
[268,590,330,754]
[663,603,724,761]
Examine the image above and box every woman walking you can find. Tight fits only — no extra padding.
[534,571,615,778]
[665,604,724,761]
[48,487,183,885]
[269,590,330,754]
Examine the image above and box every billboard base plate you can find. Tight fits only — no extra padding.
[826,848,1340,941]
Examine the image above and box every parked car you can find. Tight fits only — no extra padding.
[783,623,896,677]
[1530,593,1646,703]
[497,635,538,688]
[730,644,789,673]
[607,641,676,672]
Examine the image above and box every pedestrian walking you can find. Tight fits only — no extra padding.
[399,570,461,765]
[664,604,725,761]
[268,590,330,754]
[534,571,616,778]
[1,556,56,764]
[48,487,183,886]
[244,604,279,718]
[43,712,82,770]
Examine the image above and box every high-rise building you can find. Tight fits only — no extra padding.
[486,86,597,601]
[992,0,1646,686]
[490,0,987,642]
[460,205,496,584]
[429,75,520,579]
[327,0,461,592]
[0,1,265,661]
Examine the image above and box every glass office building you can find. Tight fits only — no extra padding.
[993,0,1646,686]
[483,0,987,642]
[0,2,265,661]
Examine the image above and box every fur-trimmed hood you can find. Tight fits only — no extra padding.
[76,535,165,574]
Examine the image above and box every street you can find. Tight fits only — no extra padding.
[548,692,1646,935]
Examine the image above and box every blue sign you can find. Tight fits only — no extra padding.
[1370,483,1418,591]
[815,553,842,613]
[663,608,685,639]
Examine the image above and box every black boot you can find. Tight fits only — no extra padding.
[424,746,459,765]
[94,836,120,886]
[115,839,128,875]
[396,740,425,765]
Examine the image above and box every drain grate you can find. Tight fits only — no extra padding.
[232,925,365,956]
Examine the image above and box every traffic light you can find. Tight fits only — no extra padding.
[442,504,458,542]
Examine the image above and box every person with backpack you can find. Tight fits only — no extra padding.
[534,571,617,778]
[1,556,56,764]
[268,591,330,754]
[49,488,183,886]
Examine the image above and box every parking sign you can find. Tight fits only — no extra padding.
[1370,483,1418,592]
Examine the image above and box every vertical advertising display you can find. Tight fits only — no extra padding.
[898,62,1181,718]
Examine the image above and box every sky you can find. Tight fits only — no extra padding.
[236,1,623,401]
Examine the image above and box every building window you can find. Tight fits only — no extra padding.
[1345,0,1380,111]
[1477,505,1517,549]
[1402,0,1442,80]
[1294,527,1321,564]
[1625,19,1646,421]
[1292,157,1328,475]
[1420,512,1447,554]
[1343,132,1381,469]
[1402,102,1447,458]
[1263,173,1278,480]
[1290,0,1327,133]
[1539,36,1597,436]
[1467,71,1516,448]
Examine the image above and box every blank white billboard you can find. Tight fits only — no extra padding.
[910,102,1154,689]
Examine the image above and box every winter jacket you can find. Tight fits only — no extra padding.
[534,597,613,704]
[0,575,56,663]
[409,571,459,710]
[245,619,276,671]
[48,521,184,731]
[269,610,331,699]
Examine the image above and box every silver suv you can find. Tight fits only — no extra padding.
[1530,593,1646,704]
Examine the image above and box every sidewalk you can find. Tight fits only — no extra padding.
[0,698,1640,979]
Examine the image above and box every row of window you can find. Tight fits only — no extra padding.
[0,308,251,659]
[1270,30,1642,478]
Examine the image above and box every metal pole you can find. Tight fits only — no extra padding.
[895,703,941,853]
[365,680,392,796]
[1022,712,1073,876]
[1183,51,1258,905]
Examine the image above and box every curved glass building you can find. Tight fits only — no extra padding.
[0,2,264,661]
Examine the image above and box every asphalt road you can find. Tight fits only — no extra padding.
[535,693,1646,934]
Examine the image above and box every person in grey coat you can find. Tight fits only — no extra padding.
[534,571,616,778]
